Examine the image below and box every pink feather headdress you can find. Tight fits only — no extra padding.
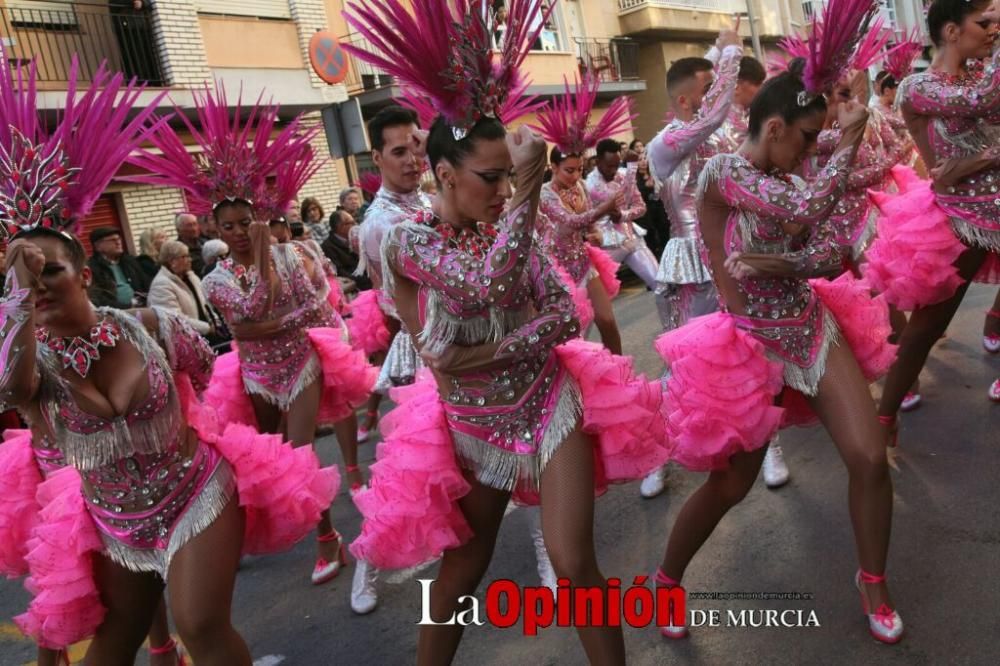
[531,74,635,155]
[343,0,553,139]
[884,29,924,81]
[852,17,899,70]
[0,55,163,240]
[358,171,383,196]
[801,0,879,104]
[126,85,320,217]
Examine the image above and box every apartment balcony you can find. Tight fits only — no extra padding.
[618,0,794,40]
[1,0,165,87]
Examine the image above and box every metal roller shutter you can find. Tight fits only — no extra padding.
[195,1,291,19]
[77,194,124,256]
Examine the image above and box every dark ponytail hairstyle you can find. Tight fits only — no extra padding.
[875,70,898,94]
[426,115,507,183]
[14,226,87,270]
[926,0,992,47]
[747,58,828,141]
[549,146,582,166]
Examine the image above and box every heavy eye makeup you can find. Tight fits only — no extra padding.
[473,169,508,184]
[41,263,66,278]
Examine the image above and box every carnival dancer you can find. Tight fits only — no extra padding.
[640,25,753,498]
[343,1,670,662]
[653,0,904,644]
[706,36,767,148]
[0,60,337,664]
[874,30,923,170]
[127,87,378,598]
[863,0,1000,429]
[534,74,634,355]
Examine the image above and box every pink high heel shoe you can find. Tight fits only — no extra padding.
[312,530,349,585]
[654,568,688,639]
[984,309,1000,353]
[855,569,904,644]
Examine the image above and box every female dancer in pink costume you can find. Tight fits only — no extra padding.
[863,0,1000,425]
[534,74,633,354]
[653,0,904,645]
[343,1,669,662]
[128,87,376,589]
[0,61,336,665]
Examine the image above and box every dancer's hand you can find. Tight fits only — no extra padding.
[724,253,760,280]
[717,16,741,51]
[411,129,429,162]
[837,100,869,130]
[248,220,270,250]
[4,239,45,283]
[507,125,546,172]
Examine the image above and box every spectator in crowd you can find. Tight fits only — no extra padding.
[88,226,151,308]
[339,187,363,218]
[136,227,167,281]
[300,196,328,244]
[201,238,229,276]
[175,212,206,276]
[636,149,669,257]
[420,179,438,196]
[199,213,220,240]
[148,240,231,351]
[269,217,292,244]
[321,209,372,293]
[629,138,645,157]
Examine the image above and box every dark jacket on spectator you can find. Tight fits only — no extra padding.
[321,233,372,291]
[88,252,151,308]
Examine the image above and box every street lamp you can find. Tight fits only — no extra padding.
[741,1,763,61]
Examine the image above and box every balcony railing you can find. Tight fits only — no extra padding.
[339,32,394,95]
[1,0,165,85]
[619,0,745,13]
[575,38,640,82]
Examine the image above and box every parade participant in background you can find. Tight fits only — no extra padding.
[863,0,1000,420]
[0,58,336,666]
[581,130,658,290]
[128,85,377,593]
[654,0,904,644]
[343,1,670,662]
[534,73,634,355]
[641,24,746,497]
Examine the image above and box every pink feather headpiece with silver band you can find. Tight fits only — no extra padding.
[126,85,321,217]
[884,29,924,81]
[0,54,164,241]
[343,0,552,139]
[800,0,879,105]
[531,74,636,155]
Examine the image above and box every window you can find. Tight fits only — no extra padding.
[490,1,567,52]
[6,1,78,28]
[195,0,291,20]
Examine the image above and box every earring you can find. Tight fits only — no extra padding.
[448,182,455,189]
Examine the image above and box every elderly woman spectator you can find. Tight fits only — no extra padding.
[148,240,222,339]
[339,186,364,220]
[136,227,167,280]
[321,209,371,293]
[201,238,229,276]
[300,197,328,244]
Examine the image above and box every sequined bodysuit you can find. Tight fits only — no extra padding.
[897,47,1000,251]
[32,308,232,577]
[697,149,853,394]
[538,180,600,285]
[204,241,337,409]
[384,201,581,492]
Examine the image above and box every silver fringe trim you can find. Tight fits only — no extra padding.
[47,309,183,471]
[99,460,235,579]
[949,217,1000,253]
[242,352,322,412]
[850,211,879,262]
[418,290,531,357]
[772,311,841,397]
[374,330,423,394]
[450,376,582,494]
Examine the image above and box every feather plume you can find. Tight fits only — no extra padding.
[532,74,635,155]
[803,0,879,95]
[343,0,551,135]
[358,171,383,196]
[852,17,895,70]
[884,29,923,81]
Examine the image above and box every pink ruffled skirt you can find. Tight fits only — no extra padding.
[656,273,896,471]
[346,289,392,357]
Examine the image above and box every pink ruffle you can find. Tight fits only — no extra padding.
[810,273,898,382]
[974,253,1000,284]
[203,350,257,428]
[554,263,594,331]
[15,467,105,650]
[655,314,785,472]
[345,289,392,357]
[350,375,473,570]
[212,423,339,555]
[308,327,378,426]
[327,276,348,315]
[555,339,670,484]
[0,430,42,578]
[862,168,966,310]
[586,245,621,299]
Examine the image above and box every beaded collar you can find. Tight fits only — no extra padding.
[423,214,499,261]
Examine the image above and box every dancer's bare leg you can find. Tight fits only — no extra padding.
[809,342,894,609]
[148,596,180,665]
[168,498,250,666]
[984,288,1000,340]
[878,247,986,432]
[416,478,510,666]
[84,559,162,665]
[587,277,622,355]
[540,428,625,665]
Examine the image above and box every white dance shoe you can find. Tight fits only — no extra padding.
[351,558,379,615]
[640,467,668,498]
[762,445,789,488]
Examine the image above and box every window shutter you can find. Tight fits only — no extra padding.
[195,1,291,20]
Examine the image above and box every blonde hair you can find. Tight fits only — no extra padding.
[139,228,166,258]
[158,240,190,266]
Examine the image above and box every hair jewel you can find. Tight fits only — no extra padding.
[531,73,635,154]
[0,51,164,242]
[343,0,551,138]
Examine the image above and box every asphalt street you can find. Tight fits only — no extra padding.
[1,282,997,665]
